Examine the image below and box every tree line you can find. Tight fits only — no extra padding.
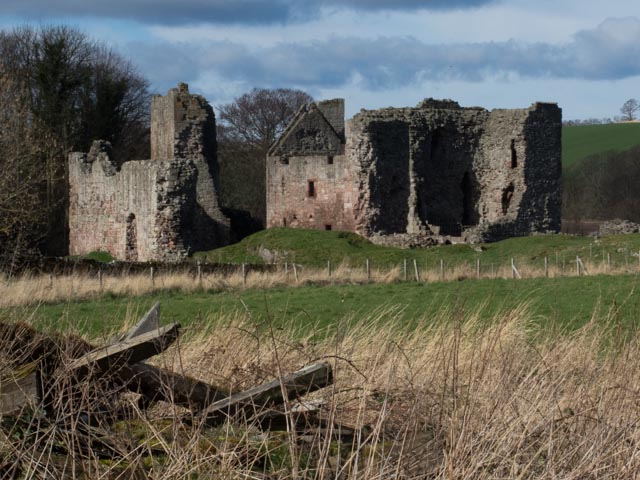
[0,25,310,268]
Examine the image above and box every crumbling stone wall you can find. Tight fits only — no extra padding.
[69,84,229,261]
[266,100,356,231]
[267,98,561,243]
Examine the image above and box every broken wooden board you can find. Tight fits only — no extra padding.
[124,302,161,342]
[120,362,230,409]
[202,362,333,426]
[68,323,180,377]
[0,365,40,415]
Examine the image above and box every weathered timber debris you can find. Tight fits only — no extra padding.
[0,302,341,464]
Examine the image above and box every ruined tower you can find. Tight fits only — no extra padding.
[267,99,562,243]
[68,84,229,262]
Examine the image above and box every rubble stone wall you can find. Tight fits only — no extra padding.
[69,83,229,262]
[69,142,197,261]
[268,98,562,243]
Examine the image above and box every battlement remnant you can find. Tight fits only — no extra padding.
[267,98,562,244]
[69,84,229,262]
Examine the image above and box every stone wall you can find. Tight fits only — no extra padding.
[69,141,197,262]
[69,83,229,261]
[266,153,356,231]
[267,100,352,231]
[268,98,562,244]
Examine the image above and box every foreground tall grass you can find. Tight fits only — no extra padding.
[2,256,639,308]
[2,303,640,478]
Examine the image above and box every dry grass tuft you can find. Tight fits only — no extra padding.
[2,303,640,478]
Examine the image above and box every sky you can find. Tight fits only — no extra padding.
[0,0,639,120]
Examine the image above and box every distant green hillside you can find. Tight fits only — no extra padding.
[562,123,640,168]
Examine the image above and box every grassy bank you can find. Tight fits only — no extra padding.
[11,273,640,339]
[196,228,640,269]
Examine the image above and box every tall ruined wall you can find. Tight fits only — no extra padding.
[268,97,561,243]
[348,104,489,236]
[468,102,562,241]
[267,101,354,230]
[69,141,197,262]
[151,83,229,251]
[266,154,356,231]
[347,101,561,241]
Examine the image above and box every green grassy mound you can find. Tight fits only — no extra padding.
[562,123,640,168]
[196,227,640,269]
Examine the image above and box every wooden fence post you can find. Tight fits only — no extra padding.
[476,258,480,279]
[285,262,289,275]
[607,252,611,270]
[293,263,299,283]
[589,243,593,258]
[544,257,548,278]
[197,261,202,287]
[150,267,155,288]
[98,269,103,291]
[403,259,408,281]
[242,263,247,286]
[576,255,580,276]
[413,259,420,282]
[327,260,332,278]
[366,259,371,281]
[440,259,445,281]
[511,258,521,279]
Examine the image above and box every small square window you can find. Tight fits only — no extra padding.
[327,155,334,165]
[325,224,332,231]
[307,180,316,198]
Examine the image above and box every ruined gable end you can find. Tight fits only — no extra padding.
[270,101,345,158]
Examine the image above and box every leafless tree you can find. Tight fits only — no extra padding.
[620,98,639,121]
[217,88,313,237]
[218,88,313,151]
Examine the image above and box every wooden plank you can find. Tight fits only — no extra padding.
[68,323,180,377]
[124,302,161,342]
[201,362,333,426]
[0,370,40,415]
[119,362,230,409]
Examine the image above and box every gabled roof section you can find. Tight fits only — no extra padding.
[268,101,345,157]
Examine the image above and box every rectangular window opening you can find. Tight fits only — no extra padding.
[327,155,334,165]
[325,224,332,231]
[510,139,517,168]
[307,180,316,198]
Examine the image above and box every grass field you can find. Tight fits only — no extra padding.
[14,272,640,340]
[196,227,640,269]
[562,122,640,168]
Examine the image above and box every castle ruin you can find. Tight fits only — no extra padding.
[68,83,229,261]
[267,99,562,244]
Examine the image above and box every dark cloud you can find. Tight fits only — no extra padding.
[130,17,640,95]
[0,0,499,25]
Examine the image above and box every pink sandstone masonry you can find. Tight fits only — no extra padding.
[267,98,562,244]
[69,84,229,261]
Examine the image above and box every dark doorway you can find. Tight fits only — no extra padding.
[461,171,474,225]
[125,213,138,262]
[502,183,515,215]
[510,139,517,168]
